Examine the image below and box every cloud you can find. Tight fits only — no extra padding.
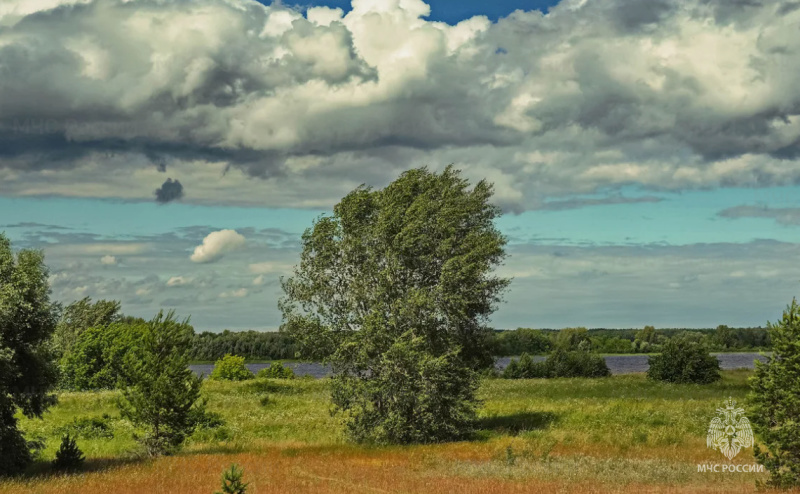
[167,275,192,286]
[248,261,291,274]
[717,205,800,226]
[219,288,248,298]
[100,254,118,265]
[190,229,246,263]
[539,195,663,211]
[47,242,151,256]
[154,178,184,203]
[252,274,265,286]
[0,0,798,210]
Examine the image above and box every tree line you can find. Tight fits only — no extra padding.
[492,325,770,356]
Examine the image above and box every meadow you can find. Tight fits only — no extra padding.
[1,370,782,494]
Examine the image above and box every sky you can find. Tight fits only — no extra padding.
[1,0,800,331]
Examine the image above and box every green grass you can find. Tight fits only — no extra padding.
[8,370,767,492]
[19,371,754,459]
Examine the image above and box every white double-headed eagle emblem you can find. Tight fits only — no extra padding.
[707,397,754,460]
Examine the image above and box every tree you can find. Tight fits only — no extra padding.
[281,166,509,444]
[117,311,204,456]
[52,435,85,472]
[59,322,145,390]
[215,464,249,494]
[714,324,734,350]
[749,299,800,488]
[646,336,720,384]
[0,234,60,476]
[554,327,590,351]
[636,325,657,344]
[53,297,121,357]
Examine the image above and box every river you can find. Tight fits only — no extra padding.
[189,352,768,379]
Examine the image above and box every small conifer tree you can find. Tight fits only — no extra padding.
[117,311,204,456]
[52,435,85,472]
[215,464,249,494]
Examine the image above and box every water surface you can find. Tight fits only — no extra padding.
[190,352,767,378]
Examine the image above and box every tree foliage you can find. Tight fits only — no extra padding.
[749,299,800,488]
[209,354,254,381]
[0,234,59,476]
[59,322,145,390]
[117,311,204,456]
[502,350,610,378]
[53,297,121,358]
[281,167,508,443]
[188,330,297,362]
[331,334,480,444]
[215,464,249,494]
[52,434,85,472]
[256,362,295,379]
[646,336,720,384]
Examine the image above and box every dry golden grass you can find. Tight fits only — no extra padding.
[0,444,785,494]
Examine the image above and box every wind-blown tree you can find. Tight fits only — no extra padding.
[60,322,145,390]
[0,234,60,476]
[53,297,121,358]
[280,166,509,444]
[749,299,800,488]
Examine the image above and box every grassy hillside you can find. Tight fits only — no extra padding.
[1,371,776,493]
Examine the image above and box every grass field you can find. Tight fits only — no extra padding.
[0,370,786,494]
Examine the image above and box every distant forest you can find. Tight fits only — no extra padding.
[187,325,770,361]
[188,330,298,361]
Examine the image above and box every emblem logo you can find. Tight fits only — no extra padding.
[707,397,754,460]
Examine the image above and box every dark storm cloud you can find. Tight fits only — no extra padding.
[154,178,184,203]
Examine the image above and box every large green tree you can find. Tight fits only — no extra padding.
[280,166,509,444]
[749,299,800,488]
[0,234,60,476]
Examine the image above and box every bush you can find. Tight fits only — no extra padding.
[256,362,295,379]
[210,355,254,381]
[117,312,204,457]
[54,416,114,439]
[502,350,610,378]
[52,435,85,472]
[502,353,540,378]
[749,299,800,488]
[215,464,249,494]
[646,337,720,384]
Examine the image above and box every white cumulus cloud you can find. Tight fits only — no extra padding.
[100,255,118,265]
[190,229,246,263]
[0,0,799,210]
